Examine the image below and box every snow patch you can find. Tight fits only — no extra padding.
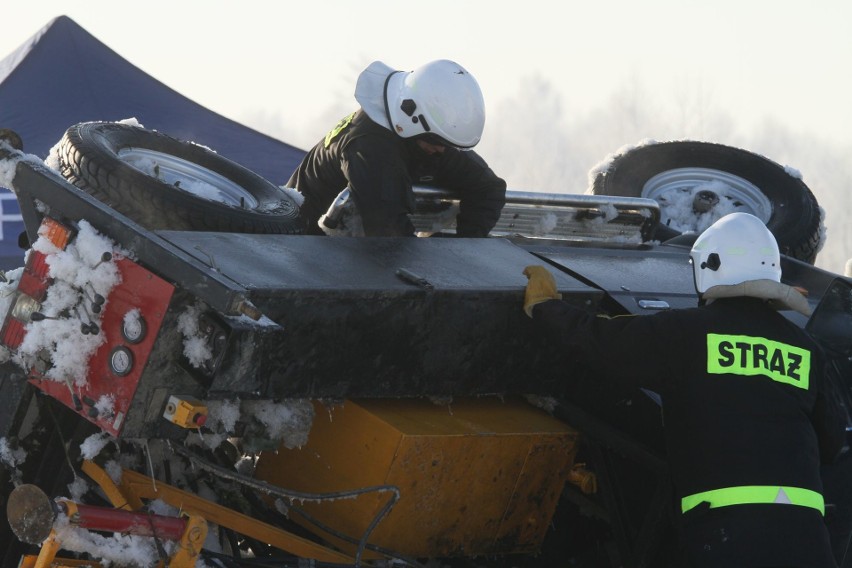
[783,165,803,180]
[201,398,315,451]
[207,399,241,433]
[249,399,313,449]
[104,459,124,485]
[177,303,213,368]
[53,513,168,567]
[79,431,116,460]
[118,117,144,128]
[0,138,50,186]
[585,138,658,192]
[533,212,558,235]
[280,185,305,206]
[95,394,116,418]
[0,437,27,468]
[816,207,827,255]
[15,221,122,386]
[67,475,89,501]
[0,143,18,186]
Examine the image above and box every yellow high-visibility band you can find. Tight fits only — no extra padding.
[682,485,824,515]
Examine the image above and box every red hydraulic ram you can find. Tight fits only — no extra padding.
[59,501,187,541]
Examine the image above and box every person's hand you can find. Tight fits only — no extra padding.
[523,265,562,317]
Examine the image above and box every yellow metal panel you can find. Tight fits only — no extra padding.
[254,399,403,543]
[264,400,403,491]
[497,440,576,550]
[255,397,578,558]
[383,433,535,555]
[355,397,575,435]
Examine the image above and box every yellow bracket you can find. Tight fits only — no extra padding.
[168,512,208,568]
[82,460,353,564]
[25,529,61,568]
[81,460,142,510]
[19,552,103,568]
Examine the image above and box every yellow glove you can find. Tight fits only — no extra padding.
[523,265,562,317]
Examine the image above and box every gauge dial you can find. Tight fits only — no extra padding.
[121,314,147,344]
[109,346,133,376]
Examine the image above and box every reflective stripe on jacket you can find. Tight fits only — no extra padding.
[682,484,825,515]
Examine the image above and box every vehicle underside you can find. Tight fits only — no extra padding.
[0,124,850,568]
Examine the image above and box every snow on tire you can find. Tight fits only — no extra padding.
[57,122,302,234]
[589,141,823,264]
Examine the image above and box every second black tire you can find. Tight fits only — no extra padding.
[590,141,822,264]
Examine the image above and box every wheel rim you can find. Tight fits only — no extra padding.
[641,167,772,234]
[118,147,260,208]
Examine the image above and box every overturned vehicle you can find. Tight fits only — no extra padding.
[0,123,850,568]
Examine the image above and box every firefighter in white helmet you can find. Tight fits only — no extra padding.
[286,60,506,237]
[522,212,845,567]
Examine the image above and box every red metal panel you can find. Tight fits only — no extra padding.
[30,257,174,436]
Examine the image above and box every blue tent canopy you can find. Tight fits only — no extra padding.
[0,15,307,269]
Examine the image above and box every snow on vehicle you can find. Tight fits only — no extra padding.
[0,123,849,568]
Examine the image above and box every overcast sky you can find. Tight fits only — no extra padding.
[3,1,852,272]
[4,1,852,150]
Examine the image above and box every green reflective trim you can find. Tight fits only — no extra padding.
[324,112,356,148]
[706,333,811,389]
[682,485,824,515]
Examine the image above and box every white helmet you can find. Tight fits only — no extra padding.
[383,60,485,149]
[690,212,782,294]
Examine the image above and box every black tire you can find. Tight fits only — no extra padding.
[590,141,822,264]
[57,122,302,233]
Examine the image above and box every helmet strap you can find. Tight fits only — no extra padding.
[383,71,403,135]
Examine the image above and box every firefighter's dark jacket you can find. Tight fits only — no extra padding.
[286,110,507,237]
[532,295,846,509]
